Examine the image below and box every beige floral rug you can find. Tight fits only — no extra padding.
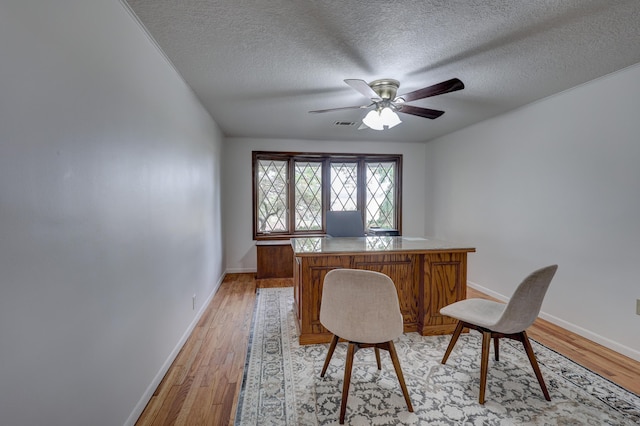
[235,288,640,425]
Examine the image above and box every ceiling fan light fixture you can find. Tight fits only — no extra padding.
[363,107,401,130]
[363,109,384,130]
[380,107,402,128]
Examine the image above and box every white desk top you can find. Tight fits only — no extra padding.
[291,236,475,255]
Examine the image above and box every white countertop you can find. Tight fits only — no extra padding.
[290,236,475,255]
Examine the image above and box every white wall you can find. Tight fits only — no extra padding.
[425,63,640,361]
[0,1,224,425]
[223,138,427,272]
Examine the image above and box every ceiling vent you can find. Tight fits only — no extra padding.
[334,121,356,126]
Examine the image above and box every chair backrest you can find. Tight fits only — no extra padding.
[492,264,558,334]
[326,211,365,237]
[319,268,403,344]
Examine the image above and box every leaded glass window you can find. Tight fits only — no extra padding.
[253,152,401,238]
[330,162,358,211]
[366,161,396,229]
[294,161,322,231]
[256,159,288,233]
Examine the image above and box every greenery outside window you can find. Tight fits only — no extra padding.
[253,151,402,239]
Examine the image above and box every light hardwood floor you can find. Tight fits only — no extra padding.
[135,274,640,425]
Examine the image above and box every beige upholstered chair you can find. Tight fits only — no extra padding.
[440,264,558,404]
[319,268,413,424]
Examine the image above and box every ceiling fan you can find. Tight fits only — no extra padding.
[309,77,464,130]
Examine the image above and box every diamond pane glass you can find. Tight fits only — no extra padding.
[330,162,358,211]
[294,161,322,231]
[367,236,393,251]
[257,160,288,233]
[366,162,395,229]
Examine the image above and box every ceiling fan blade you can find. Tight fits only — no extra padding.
[397,104,445,119]
[344,79,382,101]
[308,105,368,113]
[396,78,464,103]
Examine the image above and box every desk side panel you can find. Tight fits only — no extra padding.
[421,252,467,335]
[298,255,349,344]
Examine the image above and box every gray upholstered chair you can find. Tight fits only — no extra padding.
[319,268,413,424]
[440,264,558,404]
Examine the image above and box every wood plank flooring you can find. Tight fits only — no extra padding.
[136,274,256,426]
[136,274,640,425]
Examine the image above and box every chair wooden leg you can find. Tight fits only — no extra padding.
[387,340,414,412]
[321,334,339,377]
[520,331,551,401]
[479,330,491,404]
[339,342,356,424]
[493,336,500,361]
[374,347,382,370]
[442,321,465,364]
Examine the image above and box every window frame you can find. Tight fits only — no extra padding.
[252,151,402,240]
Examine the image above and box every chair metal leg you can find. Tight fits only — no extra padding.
[321,334,339,377]
[493,336,500,361]
[479,330,492,404]
[339,342,356,424]
[442,321,465,364]
[520,331,551,401]
[387,340,414,412]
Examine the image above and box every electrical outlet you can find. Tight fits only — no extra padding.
[192,294,196,310]
[636,299,640,316]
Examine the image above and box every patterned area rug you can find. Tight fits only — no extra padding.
[235,288,640,425]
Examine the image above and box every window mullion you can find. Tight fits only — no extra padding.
[395,158,402,232]
[357,159,366,226]
[288,159,295,233]
[322,158,330,230]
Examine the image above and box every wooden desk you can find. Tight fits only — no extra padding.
[291,236,475,345]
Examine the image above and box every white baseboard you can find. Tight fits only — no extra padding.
[123,274,225,426]
[467,281,509,302]
[225,267,257,274]
[467,281,640,362]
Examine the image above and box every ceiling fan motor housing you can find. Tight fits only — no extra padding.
[369,79,400,100]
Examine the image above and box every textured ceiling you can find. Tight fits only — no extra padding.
[125,0,640,143]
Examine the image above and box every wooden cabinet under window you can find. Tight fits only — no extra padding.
[291,236,475,345]
[256,240,294,279]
